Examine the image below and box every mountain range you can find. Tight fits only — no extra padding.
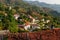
[25,1,60,12]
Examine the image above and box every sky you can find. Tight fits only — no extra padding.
[25,0,60,4]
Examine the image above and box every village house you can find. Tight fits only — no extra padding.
[30,24,40,31]
[18,22,30,30]
[28,15,39,24]
[46,20,50,23]
[23,20,31,30]
[14,14,20,20]
[18,20,30,30]
[17,15,40,31]
[18,20,40,31]
[24,24,30,30]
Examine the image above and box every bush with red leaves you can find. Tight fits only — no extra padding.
[8,29,60,40]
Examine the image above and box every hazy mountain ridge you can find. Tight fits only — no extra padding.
[25,1,60,12]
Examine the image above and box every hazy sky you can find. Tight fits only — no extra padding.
[26,0,60,4]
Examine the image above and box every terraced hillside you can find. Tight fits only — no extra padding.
[0,0,60,33]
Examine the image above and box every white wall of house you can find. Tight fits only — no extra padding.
[32,18,35,24]
[24,25,30,30]
[14,14,20,20]
[46,20,50,23]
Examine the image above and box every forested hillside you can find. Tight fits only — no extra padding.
[0,0,60,33]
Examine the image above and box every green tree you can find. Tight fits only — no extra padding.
[8,9,18,33]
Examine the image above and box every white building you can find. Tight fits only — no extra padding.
[24,25,30,30]
[14,14,20,20]
[46,20,50,23]
[24,21,31,30]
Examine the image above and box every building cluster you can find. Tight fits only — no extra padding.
[14,13,54,31]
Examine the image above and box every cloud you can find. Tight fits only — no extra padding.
[39,0,60,4]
